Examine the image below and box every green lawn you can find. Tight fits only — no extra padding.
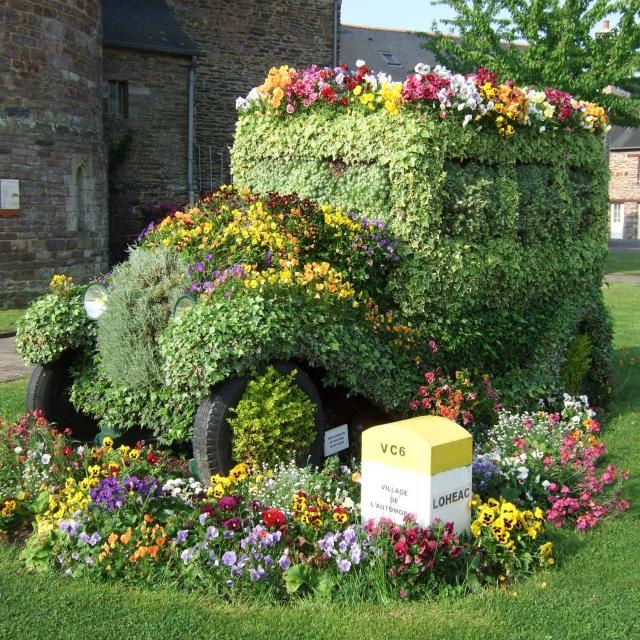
[0,286,639,639]
[0,308,24,334]
[605,251,640,276]
[0,377,27,423]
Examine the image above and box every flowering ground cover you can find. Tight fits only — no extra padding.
[0,282,638,637]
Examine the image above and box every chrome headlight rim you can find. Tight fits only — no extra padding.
[82,283,108,320]
[173,294,197,320]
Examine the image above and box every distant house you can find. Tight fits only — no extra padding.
[341,23,640,240]
[608,127,640,239]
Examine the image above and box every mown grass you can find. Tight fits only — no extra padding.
[0,376,27,423]
[0,308,25,334]
[0,283,639,639]
[605,250,640,276]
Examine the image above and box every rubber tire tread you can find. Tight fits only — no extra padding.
[192,362,325,482]
[26,358,98,440]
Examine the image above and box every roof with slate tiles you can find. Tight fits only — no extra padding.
[102,0,199,56]
[610,126,640,150]
[340,24,439,79]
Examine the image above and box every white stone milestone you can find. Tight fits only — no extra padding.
[360,415,472,534]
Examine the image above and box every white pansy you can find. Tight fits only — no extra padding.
[355,59,366,68]
[41,454,51,465]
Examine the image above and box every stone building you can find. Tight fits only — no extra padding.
[1,0,108,307]
[1,0,341,305]
[608,127,640,239]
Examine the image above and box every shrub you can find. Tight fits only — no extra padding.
[16,276,95,365]
[227,367,317,466]
[97,246,189,389]
[560,334,592,396]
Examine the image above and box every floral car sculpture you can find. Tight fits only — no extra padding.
[17,62,613,483]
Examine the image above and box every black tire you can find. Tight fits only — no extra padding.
[26,358,99,441]
[192,362,325,483]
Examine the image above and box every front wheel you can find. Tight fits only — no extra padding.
[192,362,325,483]
[26,358,98,441]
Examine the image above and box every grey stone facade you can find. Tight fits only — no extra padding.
[1,0,108,307]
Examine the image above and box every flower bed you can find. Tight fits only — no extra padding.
[1,391,628,602]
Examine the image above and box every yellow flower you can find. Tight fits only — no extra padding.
[478,504,496,525]
[212,483,225,499]
[102,437,114,450]
[353,85,363,96]
[129,449,140,460]
[539,541,553,557]
[470,519,482,537]
[534,506,544,520]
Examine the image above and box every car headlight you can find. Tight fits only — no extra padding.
[173,294,196,320]
[83,283,108,320]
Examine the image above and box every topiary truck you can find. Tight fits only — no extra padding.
[17,62,612,483]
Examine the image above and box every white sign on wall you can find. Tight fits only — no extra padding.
[361,416,472,534]
[0,179,20,210]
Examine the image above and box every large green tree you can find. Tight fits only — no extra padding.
[421,0,640,126]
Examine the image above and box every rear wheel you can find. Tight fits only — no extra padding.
[26,357,98,441]
[192,362,325,483]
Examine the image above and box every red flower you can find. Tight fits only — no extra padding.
[405,528,419,545]
[262,508,286,528]
[146,452,159,465]
[62,445,73,457]
[223,516,242,531]
[394,542,408,559]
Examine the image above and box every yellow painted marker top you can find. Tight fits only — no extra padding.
[361,416,472,475]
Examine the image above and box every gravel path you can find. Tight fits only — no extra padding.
[0,336,33,383]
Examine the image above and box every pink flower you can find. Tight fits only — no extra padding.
[286,103,295,113]
[425,372,435,383]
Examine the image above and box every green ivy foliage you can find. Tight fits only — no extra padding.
[231,107,612,402]
[15,289,95,366]
[68,348,197,444]
[160,280,422,438]
[227,366,317,467]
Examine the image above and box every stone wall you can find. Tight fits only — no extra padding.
[0,0,107,308]
[103,46,192,264]
[609,150,640,239]
[167,0,340,190]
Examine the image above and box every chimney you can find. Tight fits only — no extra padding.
[596,19,611,38]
